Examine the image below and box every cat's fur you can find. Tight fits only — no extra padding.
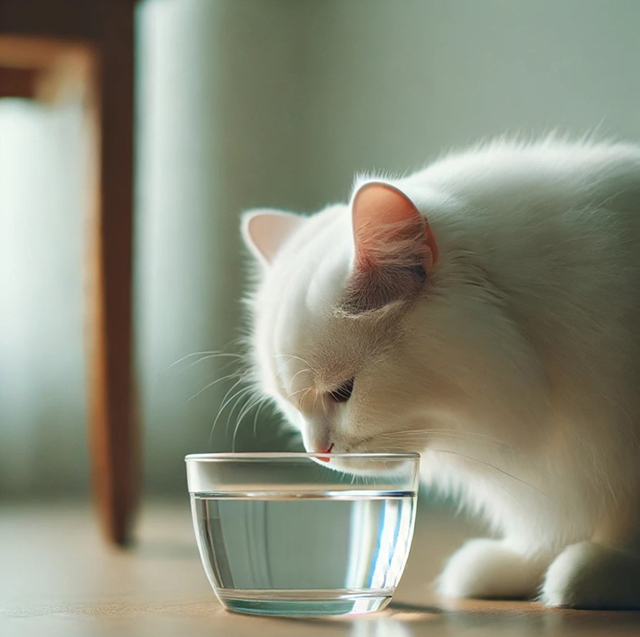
[241,139,640,609]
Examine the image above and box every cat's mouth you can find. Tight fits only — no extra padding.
[317,443,334,462]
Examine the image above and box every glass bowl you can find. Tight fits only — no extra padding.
[185,452,420,617]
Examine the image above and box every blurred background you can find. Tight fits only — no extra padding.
[2,0,640,504]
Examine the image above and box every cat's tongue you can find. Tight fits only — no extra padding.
[317,444,334,462]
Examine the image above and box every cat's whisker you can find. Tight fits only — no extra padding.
[321,393,329,417]
[393,427,511,446]
[296,386,315,406]
[223,387,260,449]
[187,370,246,403]
[225,386,259,431]
[274,354,313,367]
[209,377,248,442]
[235,390,264,428]
[164,350,244,375]
[232,393,266,451]
[252,397,270,440]
[373,428,513,450]
[286,367,314,393]
[182,355,246,375]
[432,448,553,501]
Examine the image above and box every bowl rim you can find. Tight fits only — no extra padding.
[185,451,420,462]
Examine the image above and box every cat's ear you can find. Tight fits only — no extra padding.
[343,182,438,313]
[241,209,303,266]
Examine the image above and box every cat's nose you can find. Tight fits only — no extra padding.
[308,436,333,459]
[299,414,333,457]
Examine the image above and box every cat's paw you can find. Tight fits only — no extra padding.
[437,538,544,600]
[541,541,640,609]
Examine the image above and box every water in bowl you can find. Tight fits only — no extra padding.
[191,490,415,616]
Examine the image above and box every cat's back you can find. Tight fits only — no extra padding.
[410,138,640,209]
[396,139,640,277]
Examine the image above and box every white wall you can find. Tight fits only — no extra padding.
[0,100,87,496]
[136,0,313,494]
[2,0,639,496]
[305,0,640,203]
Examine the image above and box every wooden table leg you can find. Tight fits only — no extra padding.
[0,1,140,546]
[86,3,138,545]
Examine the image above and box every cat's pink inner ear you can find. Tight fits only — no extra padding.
[242,211,303,265]
[352,182,437,273]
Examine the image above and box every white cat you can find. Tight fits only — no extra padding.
[240,138,640,609]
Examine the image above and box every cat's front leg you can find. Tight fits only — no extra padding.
[437,538,547,600]
[541,541,640,609]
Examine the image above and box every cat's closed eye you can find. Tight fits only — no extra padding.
[328,378,355,403]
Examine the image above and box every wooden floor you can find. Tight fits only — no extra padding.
[1,500,639,637]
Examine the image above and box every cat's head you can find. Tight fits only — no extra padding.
[241,179,547,465]
[241,181,442,458]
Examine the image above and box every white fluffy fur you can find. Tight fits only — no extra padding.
[241,138,640,609]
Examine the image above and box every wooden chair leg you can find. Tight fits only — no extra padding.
[86,4,138,546]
